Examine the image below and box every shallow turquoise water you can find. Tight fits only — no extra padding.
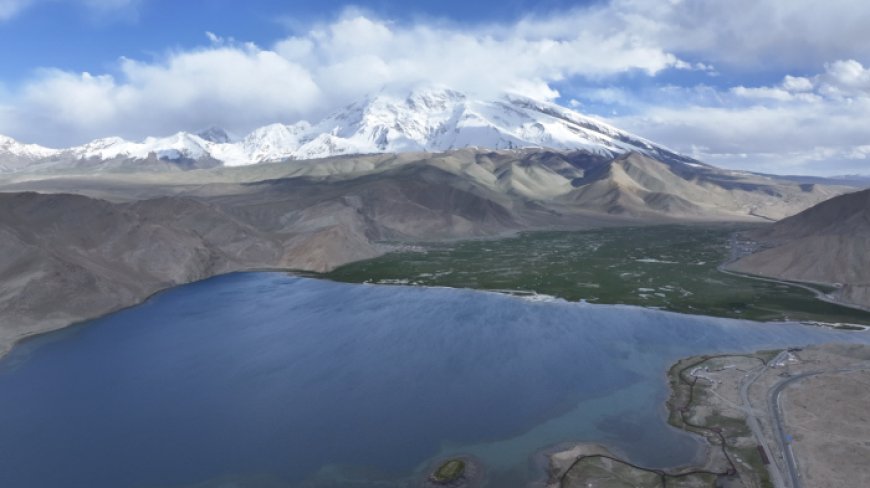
[0,273,866,488]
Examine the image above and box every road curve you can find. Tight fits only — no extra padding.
[739,352,788,488]
[770,368,870,488]
[769,371,821,488]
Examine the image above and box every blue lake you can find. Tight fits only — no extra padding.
[0,273,867,488]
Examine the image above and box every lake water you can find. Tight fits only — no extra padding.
[0,273,867,488]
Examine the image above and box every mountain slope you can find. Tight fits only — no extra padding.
[557,153,845,221]
[0,150,860,356]
[0,88,701,173]
[0,149,849,224]
[0,164,539,355]
[727,189,870,309]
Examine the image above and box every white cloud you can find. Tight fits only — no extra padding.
[818,59,870,98]
[273,12,684,102]
[731,76,821,103]
[7,46,321,145]
[0,10,689,146]
[601,0,870,70]
[500,0,870,72]
[731,86,802,102]
[845,145,870,160]
[730,60,870,103]
[608,61,870,175]
[782,76,813,93]
[1,1,869,176]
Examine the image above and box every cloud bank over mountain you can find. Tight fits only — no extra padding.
[0,0,869,175]
[606,59,870,175]
[1,9,687,147]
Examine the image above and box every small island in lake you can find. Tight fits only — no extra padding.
[425,456,483,487]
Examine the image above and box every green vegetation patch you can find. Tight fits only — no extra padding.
[324,225,870,325]
[705,411,751,439]
[664,472,718,487]
[562,456,720,488]
[564,457,661,488]
[732,446,774,487]
[431,459,466,483]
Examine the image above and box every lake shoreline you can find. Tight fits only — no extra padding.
[7,225,870,362]
[0,266,314,361]
[543,352,763,487]
[5,263,869,363]
[3,274,870,488]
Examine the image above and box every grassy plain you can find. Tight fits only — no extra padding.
[324,225,870,325]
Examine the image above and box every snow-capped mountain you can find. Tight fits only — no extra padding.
[285,88,696,165]
[0,88,701,172]
[196,127,233,144]
[0,135,59,159]
[0,135,61,172]
[67,133,214,162]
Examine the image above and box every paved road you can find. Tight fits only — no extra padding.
[739,351,788,488]
[769,371,822,488]
[769,367,870,488]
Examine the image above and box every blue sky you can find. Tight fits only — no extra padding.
[1,0,869,175]
[0,0,599,80]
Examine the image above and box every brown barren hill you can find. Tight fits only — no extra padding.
[0,149,861,355]
[727,189,870,308]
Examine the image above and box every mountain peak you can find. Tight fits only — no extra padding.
[0,88,700,171]
[0,134,60,160]
[196,126,232,144]
[404,86,467,107]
